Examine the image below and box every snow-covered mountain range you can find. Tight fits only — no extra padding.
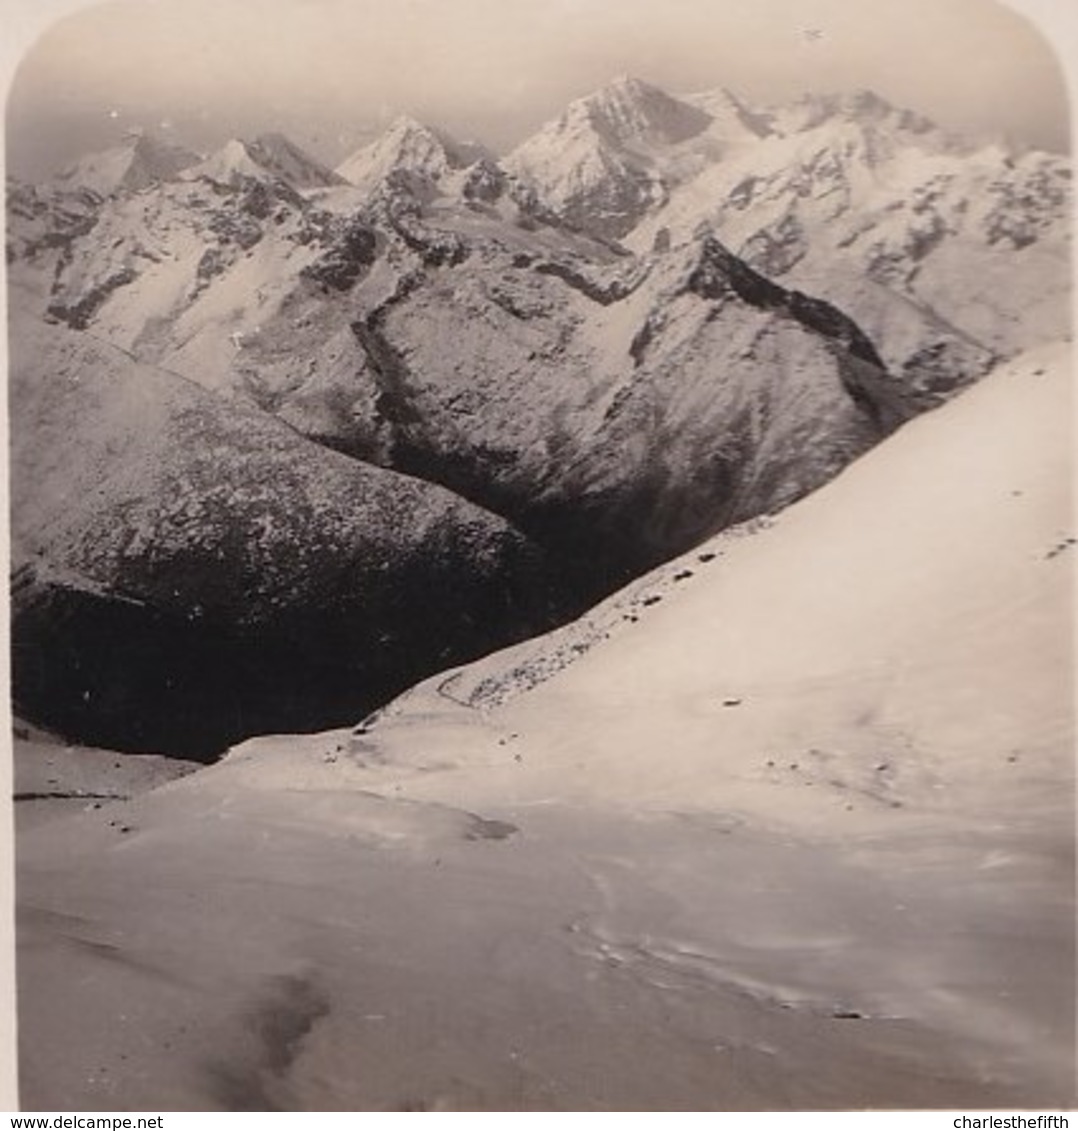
[6,76,1070,754]
[507,77,1070,379]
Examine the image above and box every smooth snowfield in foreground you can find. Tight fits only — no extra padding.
[17,347,1074,1110]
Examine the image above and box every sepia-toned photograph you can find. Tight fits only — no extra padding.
[4,0,1074,1111]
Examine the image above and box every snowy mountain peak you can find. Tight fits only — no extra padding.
[682,86,772,139]
[566,74,712,147]
[336,115,483,190]
[184,138,268,185]
[54,131,200,195]
[382,114,439,141]
[244,133,346,188]
[505,77,766,237]
[593,73,669,110]
[185,134,343,189]
[606,72,651,93]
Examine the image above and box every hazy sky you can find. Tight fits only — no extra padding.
[3,0,1073,179]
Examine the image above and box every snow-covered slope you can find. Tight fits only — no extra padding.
[316,343,1072,829]
[230,344,1072,1100]
[17,345,1069,1111]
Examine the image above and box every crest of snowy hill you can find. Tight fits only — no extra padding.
[507,77,1071,377]
[53,131,201,195]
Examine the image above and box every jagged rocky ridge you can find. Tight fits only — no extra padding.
[6,78,1069,755]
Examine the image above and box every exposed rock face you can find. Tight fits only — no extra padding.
[9,320,559,758]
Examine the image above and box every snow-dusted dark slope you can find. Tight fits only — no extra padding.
[322,223,909,591]
[9,318,558,758]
